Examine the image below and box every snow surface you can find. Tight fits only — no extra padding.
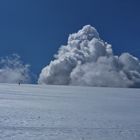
[0,84,140,140]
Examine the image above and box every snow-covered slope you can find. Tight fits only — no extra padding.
[0,84,140,140]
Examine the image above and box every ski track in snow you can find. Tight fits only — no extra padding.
[0,84,140,140]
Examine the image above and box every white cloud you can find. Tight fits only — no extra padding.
[38,25,140,88]
[0,54,31,83]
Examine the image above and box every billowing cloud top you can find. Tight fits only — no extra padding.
[38,25,140,88]
[0,54,31,83]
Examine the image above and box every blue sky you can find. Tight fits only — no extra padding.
[0,0,140,76]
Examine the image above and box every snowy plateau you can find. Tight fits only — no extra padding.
[0,84,140,140]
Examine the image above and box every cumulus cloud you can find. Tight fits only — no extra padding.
[38,25,140,88]
[0,54,31,83]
